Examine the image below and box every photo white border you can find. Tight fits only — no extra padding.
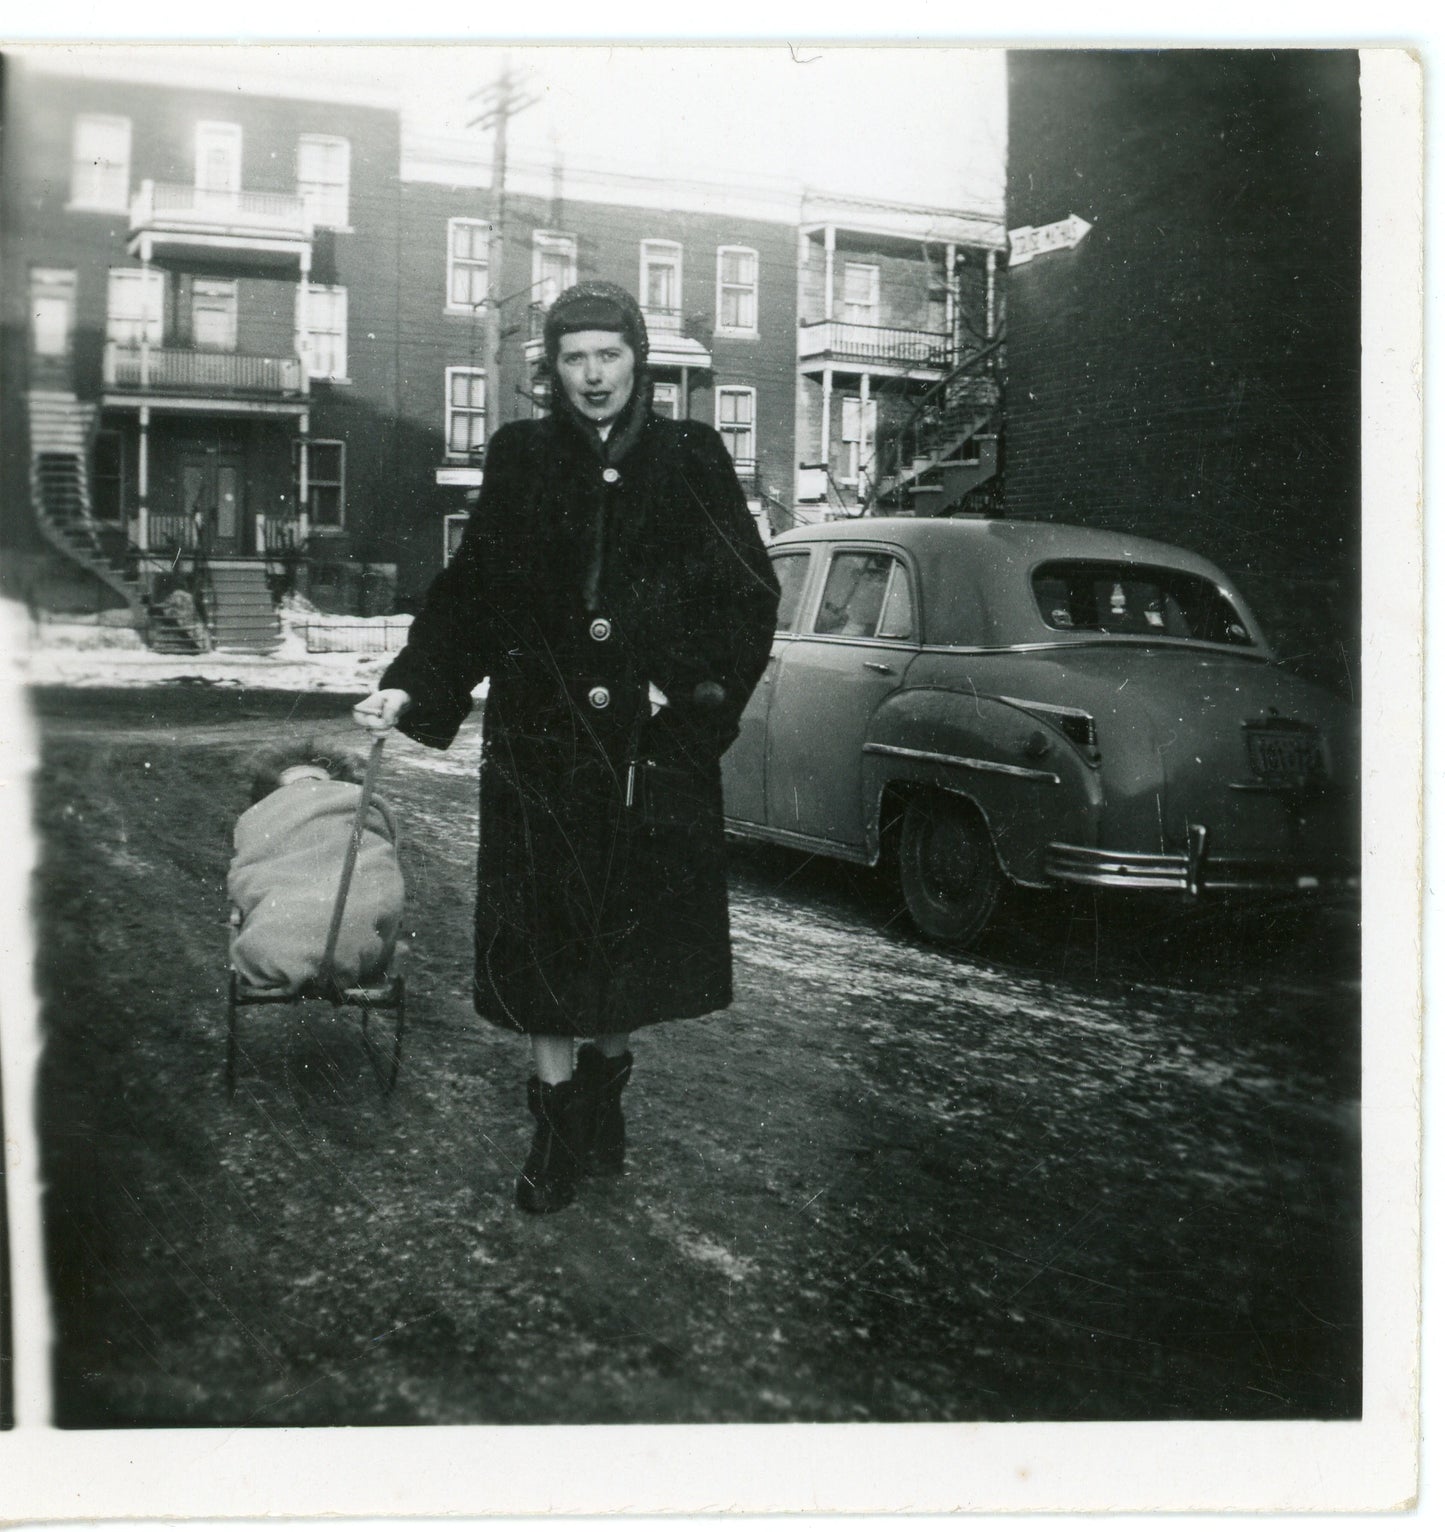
[0,11,1427,1521]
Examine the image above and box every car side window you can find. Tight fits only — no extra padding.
[877,564,915,641]
[771,551,811,633]
[813,551,909,639]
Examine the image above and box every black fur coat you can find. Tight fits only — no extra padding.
[382,403,780,1035]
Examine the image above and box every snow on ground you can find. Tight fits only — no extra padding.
[14,595,423,695]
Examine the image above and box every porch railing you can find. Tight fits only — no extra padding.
[642,307,683,335]
[798,319,953,370]
[130,179,312,240]
[145,512,197,553]
[104,342,306,396]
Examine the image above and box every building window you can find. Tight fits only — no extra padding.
[716,386,756,474]
[30,269,77,358]
[294,439,345,528]
[716,246,758,334]
[445,367,487,458]
[840,395,877,485]
[70,115,131,212]
[842,262,880,325]
[640,240,682,325]
[652,381,681,419]
[190,278,237,351]
[195,121,242,193]
[532,232,577,310]
[105,268,165,348]
[297,284,348,380]
[93,430,125,522]
[297,135,350,228]
[448,218,490,311]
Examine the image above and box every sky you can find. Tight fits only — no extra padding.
[16,42,1007,214]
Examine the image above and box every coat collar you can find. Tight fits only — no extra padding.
[549,371,655,468]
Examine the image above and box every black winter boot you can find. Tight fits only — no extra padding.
[516,1076,588,1215]
[575,1044,633,1176]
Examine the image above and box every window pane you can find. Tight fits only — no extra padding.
[878,568,915,640]
[312,485,342,526]
[772,553,811,632]
[311,443,342,481]
[814,552,895,638]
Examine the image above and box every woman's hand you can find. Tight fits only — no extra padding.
[352,689,412,733]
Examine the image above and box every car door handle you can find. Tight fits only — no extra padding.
[863,661,895,675]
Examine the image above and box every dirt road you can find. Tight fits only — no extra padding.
[23,684,1361,1425]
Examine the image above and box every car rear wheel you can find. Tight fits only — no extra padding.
[897,792,1001,946]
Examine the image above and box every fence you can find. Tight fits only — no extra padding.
[298,617,413,654]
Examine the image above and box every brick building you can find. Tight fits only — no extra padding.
[1002,51,1362,692]
[392,144,807,603]
[2,57,1006,639]
[0,58,407,644]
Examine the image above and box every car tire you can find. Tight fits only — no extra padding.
[897,792,1001,947]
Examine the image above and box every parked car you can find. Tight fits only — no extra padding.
[721,517,1359,946]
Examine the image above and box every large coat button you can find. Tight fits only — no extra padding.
[589,617,612,642]
[587,685,611,710]
[601,467,621,485]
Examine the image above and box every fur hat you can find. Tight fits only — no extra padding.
[543,280,650,368]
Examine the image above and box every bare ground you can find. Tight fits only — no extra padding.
[25,683,1361,1426]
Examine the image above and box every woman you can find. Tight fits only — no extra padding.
[353,282,779,1215]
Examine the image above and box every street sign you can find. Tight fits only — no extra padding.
[1008,214,1093,267]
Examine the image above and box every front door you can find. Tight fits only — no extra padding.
[765,545,918,847]
[722,545,815,826]
[181,451,246,553]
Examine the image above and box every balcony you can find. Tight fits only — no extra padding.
[128,180,312,274]
[797,319,954,377]
[102,343,308,413]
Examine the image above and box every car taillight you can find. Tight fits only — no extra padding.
[1002,697,1100,762]
[1056,712,1098,751]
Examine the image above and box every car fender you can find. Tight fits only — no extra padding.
[860,684,1105,885]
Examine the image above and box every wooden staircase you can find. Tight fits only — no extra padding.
[203,565,283,653]
[869,340,1004,515]
[27,390,264,655]
[28,392,152,623]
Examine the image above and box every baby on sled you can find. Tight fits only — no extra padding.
[227,742,405,994]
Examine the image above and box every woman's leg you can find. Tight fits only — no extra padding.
[531,1033,574,1084]
[576,1032,634,1174]
[518,1034,585,1214]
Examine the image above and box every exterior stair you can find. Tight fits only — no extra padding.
[27,391,208,652]
[869,339,1004,515]
[204,565,283,653]
[27,391,152,626]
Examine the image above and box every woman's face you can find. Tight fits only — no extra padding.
[555,330,637,427]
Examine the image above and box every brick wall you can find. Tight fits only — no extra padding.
[0,60,403,588]
[1003,51,1361,693]
[391,179,800,601]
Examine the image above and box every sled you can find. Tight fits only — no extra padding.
[226,732,406,1099]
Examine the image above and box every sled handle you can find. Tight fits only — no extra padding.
[319,732,387,988]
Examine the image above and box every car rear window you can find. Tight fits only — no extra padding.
[1031,561,1254,645]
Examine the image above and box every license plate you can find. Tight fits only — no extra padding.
[1245,726,1324,785]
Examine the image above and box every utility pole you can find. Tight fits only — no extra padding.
[467,62,540,439]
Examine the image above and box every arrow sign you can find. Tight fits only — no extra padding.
[1008,213,1093,267]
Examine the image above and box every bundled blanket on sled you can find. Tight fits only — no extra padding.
[227,779,405,993]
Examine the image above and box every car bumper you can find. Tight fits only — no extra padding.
[1044,841,1361,897]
